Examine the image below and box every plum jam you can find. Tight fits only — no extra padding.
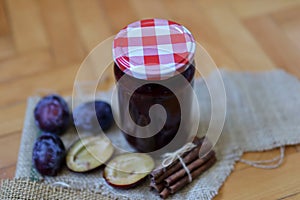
[113,19,196,152]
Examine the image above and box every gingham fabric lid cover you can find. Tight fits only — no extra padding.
[113,19,196,80]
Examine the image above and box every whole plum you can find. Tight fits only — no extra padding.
[32,133,66,176]
[73,101,114,132]
[34,94,70,134]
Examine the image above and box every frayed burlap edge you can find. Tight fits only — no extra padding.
[0,179,130,200]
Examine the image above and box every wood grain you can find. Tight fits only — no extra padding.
[215,152,300,200]
[0,165,16,179]
[5,0,49,52]
[0,63,78,107]
[0,50,53,82]
[0,0,10,36]
[0,133,21,169]
[202,1,276,71]
[69,0,112,52]
[0,36,15,60]
[0,0,300,199]
[0,102,26,137]
[244,15,300,76]
[39,0,85,64]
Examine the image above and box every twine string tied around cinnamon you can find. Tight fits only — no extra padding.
[162,142,197,182]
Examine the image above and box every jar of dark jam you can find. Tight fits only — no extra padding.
[113,19,196,153]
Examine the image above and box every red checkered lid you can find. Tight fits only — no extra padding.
[113,19,196,80]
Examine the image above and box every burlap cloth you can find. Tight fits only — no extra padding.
[2,69,300,199]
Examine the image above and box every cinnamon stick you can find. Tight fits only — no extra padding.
[150,181,164,193]
[151,139,212,184]
[164,151,215,187]
[159,188,170,199]
[192,136,204,146]
[169,156,217,194]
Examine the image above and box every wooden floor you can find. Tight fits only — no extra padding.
[0,0,300,199]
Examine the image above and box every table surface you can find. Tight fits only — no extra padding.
[1,0,300,199]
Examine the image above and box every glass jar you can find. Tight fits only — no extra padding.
[113,19,196,152]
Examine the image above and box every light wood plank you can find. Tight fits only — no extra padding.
[129,0,171,20]
[68,0,112,52]
[230,0,300,18]
[0,0,9,35]
[0,133,21,169]
[162,0,241,70]
[271,5,300,26]
[39,0,85,65]
[244,15,300,77]
[282,25,300,51]
[0,36,15,60]
[280,192,300,200]
[200,1,275,71]
[271,6,300,50]
[0,164,16,179]
[235,146,297,171]
[215,152,300,200]
[5,0,49,52]
[101,0,138,32]
[0,103,26,137]
[0,50,53,82]
[0,62,79,107]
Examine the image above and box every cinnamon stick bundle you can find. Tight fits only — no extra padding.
[150,137,205,179]
[150,137,217,199]
[164,151,215,187]
[168,156,217,194]
[151,137,212,184]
